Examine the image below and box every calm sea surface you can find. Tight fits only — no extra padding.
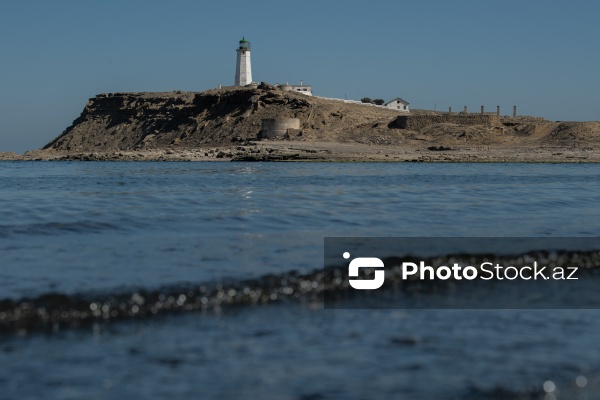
[1,161,600,399]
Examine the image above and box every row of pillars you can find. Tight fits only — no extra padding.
[448,105,517,117]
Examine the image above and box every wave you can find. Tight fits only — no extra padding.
[0,221,122,237]
[1,249,600,334]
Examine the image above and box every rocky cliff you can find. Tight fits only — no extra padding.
[37,83,600,162]
[44,84,412,152]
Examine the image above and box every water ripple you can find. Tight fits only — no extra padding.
[0,221,122,236]
[2,249,599,335]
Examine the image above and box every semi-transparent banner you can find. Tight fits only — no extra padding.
[323,237,600,309]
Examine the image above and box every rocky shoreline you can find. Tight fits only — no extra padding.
[3,84,600,163]
[3,141,600,163]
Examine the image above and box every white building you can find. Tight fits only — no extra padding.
[290,83,312,96]
[384,98,410,112]
[277,82,313,96]
[234,38,252,86]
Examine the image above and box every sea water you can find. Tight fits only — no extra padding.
[1,161,600,399]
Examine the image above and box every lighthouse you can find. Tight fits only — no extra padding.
[234,37,252,86]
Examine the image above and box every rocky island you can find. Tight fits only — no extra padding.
[3,83,600,162]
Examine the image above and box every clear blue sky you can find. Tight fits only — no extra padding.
[1,0,599,153]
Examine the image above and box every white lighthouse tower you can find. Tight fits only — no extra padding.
[234,38,252,86]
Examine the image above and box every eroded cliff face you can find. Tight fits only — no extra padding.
[43,84,600,154]
[44,85,316,151]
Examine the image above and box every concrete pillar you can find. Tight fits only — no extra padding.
[513,105,517,117]
[497,105,500,116]
[481,105,484,115]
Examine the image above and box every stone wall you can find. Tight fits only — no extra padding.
[393,114,501,130]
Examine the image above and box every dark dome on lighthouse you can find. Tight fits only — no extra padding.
[238,37,251,51]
